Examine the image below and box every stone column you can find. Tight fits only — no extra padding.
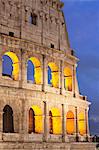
[42,54,46,92]
[40,6,44,45]
[85,108,89,141]
[0,111,3,141]
[60,60,63,94]
[60,60,64,95]
[20,98,25,133]
[43,101,50,142]
[43,101,47,142]
[75,107,79,142]
[62,104,65,142]
[73,65,76,97]
[19,48,24,88]
[57,13,60,50]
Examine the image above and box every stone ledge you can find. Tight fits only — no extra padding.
[0,141,96,150]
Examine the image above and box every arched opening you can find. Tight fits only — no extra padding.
[28,105,43,133]
[78,112,86,135]
[29,13,37,25]
[2,52,19,80]
[3,105,14,133]
[29,108,35,133]
[64,67,72,91]
[49,108,62,134]
[66,111,75,134]
[27,57,42,84]
[48,62,59,88]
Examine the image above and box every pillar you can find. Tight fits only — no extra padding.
[62,104,65,142]
[58,20,60,50]
[20,98,25,133]
[60,60,64,95]
[75,107,79,142]
[0,111,3,141]
[73,65,76,97]
[40,8,44,45]
[42,54,46,92]
[19,48,24,88]
[85,108,89,141]
[43,101,47,141]
[0,111,3,132]
[60,60,63,94]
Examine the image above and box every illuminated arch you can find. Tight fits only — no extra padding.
[66,111,75,134]
[64,67,72,91]
[28,105,43,133]
[48,62,59,88]
[2,52,19,80]
[49,108,62,134]
[27,57,42,84]
[78,112,86,135]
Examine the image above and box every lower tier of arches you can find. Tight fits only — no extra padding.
[1,104,88,139]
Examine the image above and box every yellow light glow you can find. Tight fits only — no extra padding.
[31,105,43,133]
[48,62,59,88]
[66,111,75,134]
[50,108,62,134]
[64,67,72,91]
[28,57,42,84]
[78,112,86,135]
[4,52,19,80]
[29,57,41,67]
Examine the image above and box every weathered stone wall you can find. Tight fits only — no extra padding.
[0,0,70,53]
[0,142,96,150]
[0,0,94,149]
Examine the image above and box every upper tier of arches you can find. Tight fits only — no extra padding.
[2,52,73,92]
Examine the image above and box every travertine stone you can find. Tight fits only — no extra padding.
[0,0,95,149]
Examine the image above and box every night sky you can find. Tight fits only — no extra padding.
[62,0,99,135]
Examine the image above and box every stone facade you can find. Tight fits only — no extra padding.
[0,0,96,149]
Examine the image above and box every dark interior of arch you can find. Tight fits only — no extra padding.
[3,105,14,133]
[29,108,35,133]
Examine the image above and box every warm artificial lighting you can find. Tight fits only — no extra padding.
[78,112,86,135]
[48,62,59,88]
[2,52,19,80]
[64,67,72,91]
[49,108,62,134]
[30,105,43,133]
[27,57,42,84]
[66,111,75,134]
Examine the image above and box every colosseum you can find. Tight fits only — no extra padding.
[0,0,96,149]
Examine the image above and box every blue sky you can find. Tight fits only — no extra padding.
[62,0,99,135]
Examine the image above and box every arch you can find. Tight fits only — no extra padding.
[49,108,62,134]
[28,105,43,133]
[27,57,42,84]
[78,112,86,135]
[29,13,37,25]
[48,62,59,88]
[66,111,75,134]
[3,105,14,133]
[64,67,72,91]
[2,52,19,80]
